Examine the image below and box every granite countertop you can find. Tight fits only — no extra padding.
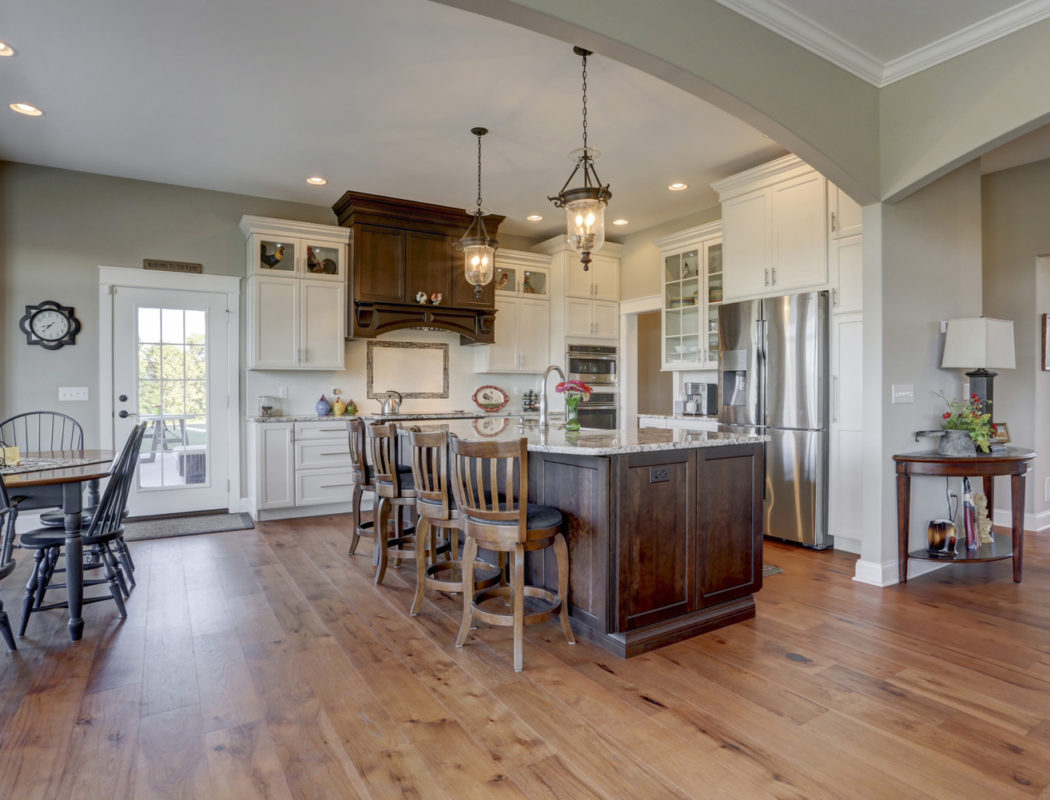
[638,413,719,421]
[247,410,543,423]
[414,418,768,456]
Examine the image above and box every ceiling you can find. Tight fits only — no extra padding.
[1,0,1048,240]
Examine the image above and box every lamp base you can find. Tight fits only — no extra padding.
[965,368,997,418]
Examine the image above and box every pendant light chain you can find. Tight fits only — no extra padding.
[475,131,484,211]
[580,51,588,153]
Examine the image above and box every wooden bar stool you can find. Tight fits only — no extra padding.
[346,417,375,556]
[407,429,500,617]
[449,435,574,671]
[368,422,434,586]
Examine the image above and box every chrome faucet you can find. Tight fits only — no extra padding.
[538,364,566,429]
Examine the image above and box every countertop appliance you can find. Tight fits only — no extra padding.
[717,291,830,549]
[683,382,717,416]
[567,344,617,386]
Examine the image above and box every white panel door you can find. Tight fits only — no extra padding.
[829,313,864,545]
[519,299,551,371]
[487,298,520,371]
[721,192,770,300]
[591,300,620,340]
[831,235,863,313]
[300,279,344,369]
[113,287,231,515]
[564,297,594,338]
[590,253,621,301]
[771,172,827,291]
[258,423,294,509]
[565,258,594,298]
[251,277,298,368]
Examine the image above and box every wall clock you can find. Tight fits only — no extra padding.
[19,300,82,350]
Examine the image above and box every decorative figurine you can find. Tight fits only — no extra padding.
[430,292,442,305]
[315,394,332,416]
[306,247,324,273]
[332,395,347,416]
[346,399,358,416]
[523,273,535,293]
[495,271,510,290]
[974,492,994,544]
[261,243,286,268]
[415,291,428,304]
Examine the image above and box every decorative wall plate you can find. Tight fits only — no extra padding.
[473,416,510,437]
[472,384,509,413]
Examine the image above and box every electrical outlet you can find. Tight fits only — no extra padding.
[650,467,669,483]
[277,386,288,399]
[58,386,89,401]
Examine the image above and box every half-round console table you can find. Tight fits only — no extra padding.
[894,448,1036,584]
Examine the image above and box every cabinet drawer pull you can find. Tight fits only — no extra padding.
[319,451,348,456]
[320,482,354,489]
[764,269,770,286]
[771,267,777,284]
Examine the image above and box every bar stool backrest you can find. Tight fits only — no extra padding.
[408,429,451,520]
[0,412,84,452]
[449,435,529,545]
[367,422,403,499]
[347,417,369,486]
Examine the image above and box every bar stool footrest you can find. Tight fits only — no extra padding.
[472,585,562,627]
[425,560,501,593]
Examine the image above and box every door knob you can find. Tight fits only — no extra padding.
[118,394,128,402]
[118,410,139,419]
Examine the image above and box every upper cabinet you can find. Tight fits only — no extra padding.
[565,252,620,301]
[241,216,349,371]
[655,221,722,370]
[476,250,552,374]
[332,191,504,343]
[829,183,863,239]
[713,156,829,301]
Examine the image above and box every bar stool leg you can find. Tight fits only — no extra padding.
[374,497,391,586]
[513,542,525,672]
[411,517,431,617]
[349,484,363,556]
[555,533,576,646]
[456,537,478,647]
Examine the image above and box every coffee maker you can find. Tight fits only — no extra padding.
[683,382,718,416]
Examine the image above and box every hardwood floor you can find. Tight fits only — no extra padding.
[1,517,1048,799]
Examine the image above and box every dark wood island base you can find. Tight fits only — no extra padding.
[527,442,764,657]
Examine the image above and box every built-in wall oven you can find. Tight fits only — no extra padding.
[567,344,618,429]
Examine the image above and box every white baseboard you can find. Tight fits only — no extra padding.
[852,556,946,587]
[992,507,1050,531]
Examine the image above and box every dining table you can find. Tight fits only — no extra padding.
[1,449,116,641]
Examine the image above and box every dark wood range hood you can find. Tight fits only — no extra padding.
[333,191,505,343]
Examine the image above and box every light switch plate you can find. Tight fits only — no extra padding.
[891,384,914,404]
[58,386,89,402]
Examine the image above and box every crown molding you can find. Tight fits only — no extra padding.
[714,0,1050,88]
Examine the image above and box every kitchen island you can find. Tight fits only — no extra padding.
[430,419,768,657]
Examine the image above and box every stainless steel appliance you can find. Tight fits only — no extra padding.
[683,382,717,416]
[578,389,617,429]
[717,291,830,549]
[567,344,617,386]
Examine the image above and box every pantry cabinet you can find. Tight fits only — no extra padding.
[241,216,349,370]
[476,250,552,374]
[655,221,723,370]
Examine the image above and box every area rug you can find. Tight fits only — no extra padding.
[124,512,254,541]
[762,563,784,577]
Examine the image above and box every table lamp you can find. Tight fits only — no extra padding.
[941,317,1015,417]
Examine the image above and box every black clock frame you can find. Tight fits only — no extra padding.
[19,300,82,350]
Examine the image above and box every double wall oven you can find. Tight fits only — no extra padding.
[566,344,618,429]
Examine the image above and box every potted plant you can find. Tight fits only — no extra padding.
[555,379,592,431]
[939,392,995,455]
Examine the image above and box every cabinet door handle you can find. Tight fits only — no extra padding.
[831,211,838,232]
[832,288,839,307]
[771,267,777,285]
[764,269,770,286]
[320,451,348,456]
[320,482,354,489]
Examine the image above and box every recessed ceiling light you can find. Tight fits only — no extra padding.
[526,214,543,222]
[612,218,629,226]
[306,176,327,185]
[0,42,15,57]
[668,182,688,191]
[10,102,43,117]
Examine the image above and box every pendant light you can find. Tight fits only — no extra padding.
[548,46,611,271]
[460,126,498,298]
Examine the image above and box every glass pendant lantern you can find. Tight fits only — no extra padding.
[460,127,498,297]
[549,47,611,271]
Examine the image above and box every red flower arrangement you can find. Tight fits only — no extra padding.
[554,379,593,399]
[939,392,995,452]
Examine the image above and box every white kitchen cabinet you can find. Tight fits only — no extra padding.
[566,252,620,301]
[830,234,863,314]
[241,215,349,370]
[477,250,552,374]
[655,221,723,370]
[713,155,828,301]
[253,422,295,510]
[829,184,863,239]
[564,297,619,340]
[637,415,668,428]
[829,312,864,550]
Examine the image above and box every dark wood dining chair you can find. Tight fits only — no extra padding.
[0,411,86,530]
[0,475,18,651]
[449,435,574,671]
[407,429,500,616]
[17,423,145,636]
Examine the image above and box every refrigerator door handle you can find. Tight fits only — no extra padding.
[832,375,839,423]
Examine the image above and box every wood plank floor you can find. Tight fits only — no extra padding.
[1,517,1048,799]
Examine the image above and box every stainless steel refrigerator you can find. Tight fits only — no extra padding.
[717,291,830,549]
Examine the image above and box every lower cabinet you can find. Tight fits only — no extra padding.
[249,420,354,517]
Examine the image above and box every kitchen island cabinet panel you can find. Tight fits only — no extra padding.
[619,451,693,631]
[697,445,763,606]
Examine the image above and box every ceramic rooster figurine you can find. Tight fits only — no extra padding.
[261,243,285,268]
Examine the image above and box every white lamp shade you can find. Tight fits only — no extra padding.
[941,317,1016,369]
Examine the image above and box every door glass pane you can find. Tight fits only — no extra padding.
[522,270,546,296]
[495,266,516,293]
[137,306,208,489]
[682,250,699,279]
[664,254,680,282]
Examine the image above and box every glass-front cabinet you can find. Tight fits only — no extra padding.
[655,221,722,370]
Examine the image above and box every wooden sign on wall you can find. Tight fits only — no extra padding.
[143,259,203,274]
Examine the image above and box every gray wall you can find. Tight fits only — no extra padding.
[636,311,671,414]
[620,206,722,301]
[981,158,1050,519]
[0,162,335,446]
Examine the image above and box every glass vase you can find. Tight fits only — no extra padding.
[564,395,581,431]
